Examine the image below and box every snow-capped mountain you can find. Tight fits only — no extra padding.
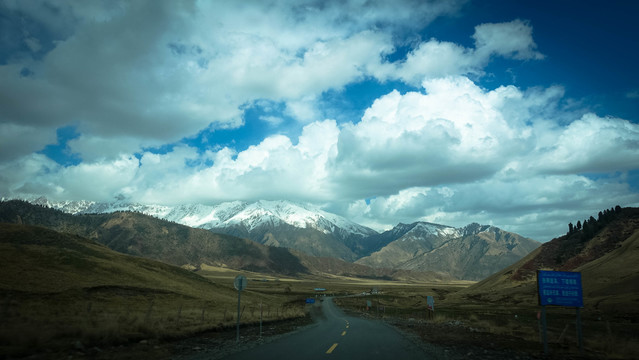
[22,197,378,261]
[162,200,378,260]
[163,200,376,238]
[15,196,540,279]
[357,221,540,280]
[23,197,372,236]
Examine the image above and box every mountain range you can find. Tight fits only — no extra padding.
[0,200,449,281]
[356,222,539,280]
[3,197,540,280]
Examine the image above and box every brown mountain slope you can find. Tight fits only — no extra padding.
[451,207,639,317]
[0,200,308,275]
[0,200,442,280]
[357,222,540,280]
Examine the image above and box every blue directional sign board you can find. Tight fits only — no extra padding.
[537,270,583,307]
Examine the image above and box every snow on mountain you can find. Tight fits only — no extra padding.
[23,197,376,239]
[195,200,377,238]
[401,222,461,241]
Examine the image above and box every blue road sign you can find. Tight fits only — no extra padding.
[306,298,316,304]
[537,270,583,307]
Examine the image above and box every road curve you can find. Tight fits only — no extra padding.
[226,297,427,360]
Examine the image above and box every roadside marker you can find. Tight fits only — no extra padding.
[326,343,338,354]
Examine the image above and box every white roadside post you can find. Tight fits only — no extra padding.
[234,275,248,343]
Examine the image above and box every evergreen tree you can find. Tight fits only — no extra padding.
[568,222,574,234]
[576,220,581,230]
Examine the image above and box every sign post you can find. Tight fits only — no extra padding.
[234,275,247,343]
[537,270,584,355]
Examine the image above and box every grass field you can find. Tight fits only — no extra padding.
[0,224,309,357]
[334,281,639,359]
[3,222,638,359]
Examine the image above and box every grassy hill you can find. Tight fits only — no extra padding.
[436,207,639,358]
[0,223,305,357]
[449,207,639,315]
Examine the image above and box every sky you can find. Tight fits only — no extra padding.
[1,0,639,242]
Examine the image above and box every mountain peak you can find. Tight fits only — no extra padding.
[462,222,492,236]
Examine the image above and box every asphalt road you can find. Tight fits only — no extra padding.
[226,297,427,360]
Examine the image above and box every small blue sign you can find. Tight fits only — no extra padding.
[305,298,316,304]
[537,270,583,307]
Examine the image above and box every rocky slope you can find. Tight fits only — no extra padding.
[357,222,540,280]
[452,206,639,317]
[8,197,541,280]
[21,197,378,261]
[0,200,443,281]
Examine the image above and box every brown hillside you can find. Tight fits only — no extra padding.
[0,200,309,275]
[0,200,442,281]
[0,223,307,357]
[451,207,639,318]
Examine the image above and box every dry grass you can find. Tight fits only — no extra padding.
[0,224,308,357]
[334,281,639,359]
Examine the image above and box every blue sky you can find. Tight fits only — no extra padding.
[1,0,638,242]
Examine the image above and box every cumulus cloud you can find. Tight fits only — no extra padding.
[385,19,545,86]
[2,1,638,242]
[345,173,639,241]
[329,76,533,198]
[1,0,526,164]
[531,113,639,174]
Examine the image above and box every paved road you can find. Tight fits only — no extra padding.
[226,297,427,360]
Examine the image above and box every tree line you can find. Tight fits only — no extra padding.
[567,205,622,239]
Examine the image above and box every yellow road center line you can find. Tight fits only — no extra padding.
[341,331,347,336]
[326,343,339,354]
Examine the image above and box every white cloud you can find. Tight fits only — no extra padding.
[329,76,533,198]
[133,120,340,205]
[472,19,544,60]
[393,40,479,85]
[2,1,637,244]
[3,74,638,243]
[0,2,530,164]
[531,113,639,174]
[346,174,639,241]
[383,19,545,86]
